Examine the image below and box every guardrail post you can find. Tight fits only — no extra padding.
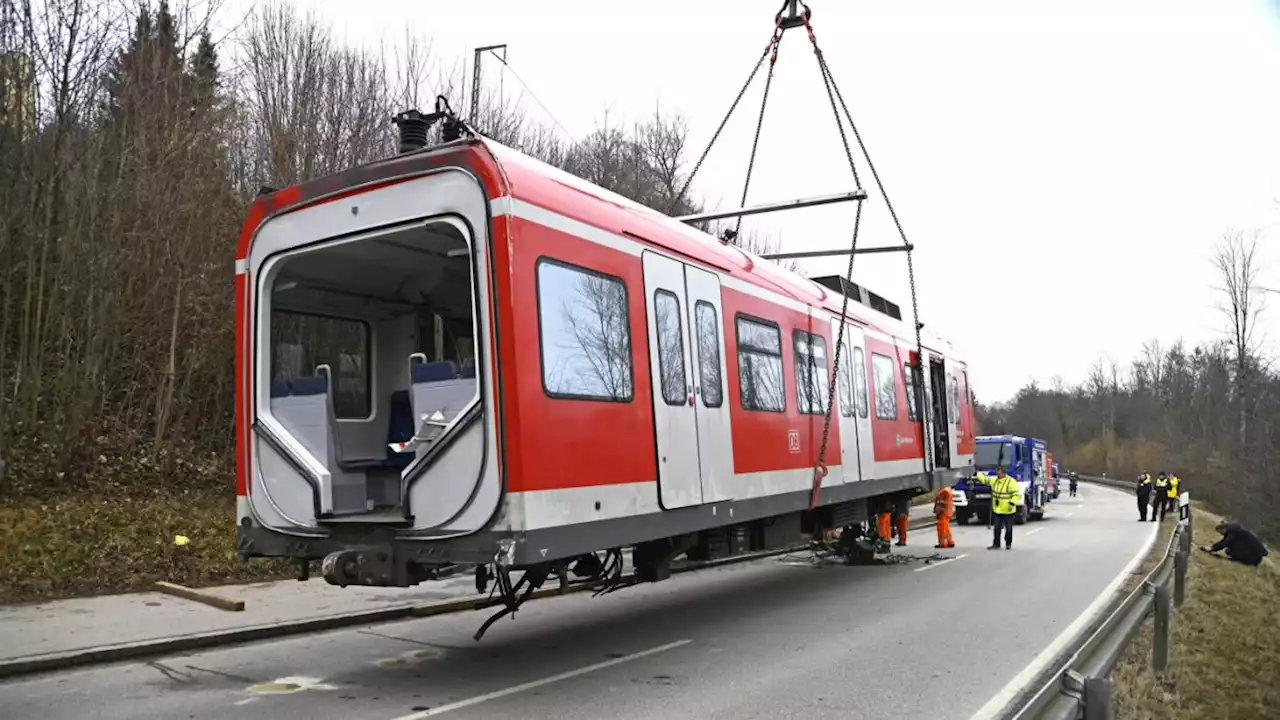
[1083,677,1114,720]
[1174,548,1187,607]
[1153,584,1172,672]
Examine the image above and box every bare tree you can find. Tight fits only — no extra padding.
[1212,229,1265,444]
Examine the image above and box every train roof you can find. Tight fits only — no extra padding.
[478,136,961,361]
[242,128,961,364]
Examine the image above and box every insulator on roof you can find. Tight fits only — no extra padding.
[393,110,431,154]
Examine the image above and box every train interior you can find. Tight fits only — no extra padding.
[264,220,479,518]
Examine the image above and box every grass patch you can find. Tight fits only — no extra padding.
[1121,509,1181,594]
[1112,506,1280,720]
[0,484,293,604]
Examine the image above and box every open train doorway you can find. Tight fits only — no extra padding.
[929,355,951,469]
[256,212,486,523]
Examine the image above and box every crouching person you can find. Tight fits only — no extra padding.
[1200,520,1269,567]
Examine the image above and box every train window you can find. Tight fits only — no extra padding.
[654,290,687,406]
[536,258,634,402]
[962,370,972,406]
[871,353,898,420]
[793,331,829,415]
[271,310,370,418]
[735,315,785,412]
[853,346,869,419]
[949,374,960,424]
[695,301,723,408]
[837,346,853,418]
[903,361,922,423]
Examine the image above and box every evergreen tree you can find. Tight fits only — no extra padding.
[102,1,186,129]
[190,30,218,112]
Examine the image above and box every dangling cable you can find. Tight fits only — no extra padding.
[817,49,932,474]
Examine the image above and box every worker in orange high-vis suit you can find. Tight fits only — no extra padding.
[893,495,910,546]
[934,486,956,549]
[876,510,893,544]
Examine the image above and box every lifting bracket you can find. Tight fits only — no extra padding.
[675,190,866,226]
[760,244,914,261]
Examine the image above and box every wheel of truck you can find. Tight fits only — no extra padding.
[1015,505,1029,525]
[1030,509,1045,521]
[955,511,969,526]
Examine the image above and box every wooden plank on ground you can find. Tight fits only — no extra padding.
[154,581,245,612]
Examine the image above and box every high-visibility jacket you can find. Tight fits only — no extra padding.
[991,474,1021,515]
[1154,477,1169,495]
[934,486,955,517]
[1168,476,1180,498]
[1137,474,1153,494]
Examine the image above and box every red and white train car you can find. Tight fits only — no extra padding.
[234,118,976,589]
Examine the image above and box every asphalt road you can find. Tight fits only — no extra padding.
[0,484,1155,720]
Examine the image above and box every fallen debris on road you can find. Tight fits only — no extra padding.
[154,581,245,612]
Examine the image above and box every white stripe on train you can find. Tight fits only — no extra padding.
[511,459,930,531]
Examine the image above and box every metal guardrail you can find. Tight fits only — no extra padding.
[1013,477,1193,720]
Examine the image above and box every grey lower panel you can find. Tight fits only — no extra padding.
[238,469,953,569]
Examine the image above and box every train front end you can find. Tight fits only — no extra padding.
[233,117,510,587]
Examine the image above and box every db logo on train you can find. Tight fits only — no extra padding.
[788,430,801,454]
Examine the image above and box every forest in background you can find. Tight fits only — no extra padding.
[973,230,1278,543]
[0,0,1273,600]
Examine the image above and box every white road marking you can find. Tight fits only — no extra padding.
[389,639,693,718]
[1066,512,1075,518]
[1026,527,1044,536]
[914,553,968,572]
[967,518,1159,720]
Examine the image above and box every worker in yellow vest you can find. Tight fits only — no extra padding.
[1153,473,1170,521]
[1166,473,1180,518]
[987,466,1021,550]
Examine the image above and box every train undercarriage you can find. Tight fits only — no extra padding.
[287,493,912,640]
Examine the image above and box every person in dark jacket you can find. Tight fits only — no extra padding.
[1200,520,1269,567]
[1136,473,1153,521]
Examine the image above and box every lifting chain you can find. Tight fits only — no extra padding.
[801,7,864,510]
[811,32,932,476]
[735,19,785,238]
[678,0,929,507]
[674,12,787,214]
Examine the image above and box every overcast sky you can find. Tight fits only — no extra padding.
[219,0,1280,403]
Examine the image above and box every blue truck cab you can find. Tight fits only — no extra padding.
[951,434,1052,525]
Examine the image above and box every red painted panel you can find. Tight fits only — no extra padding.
[485,213,514,483]
[723,287,842,475]
[957,367,976,455]
[865,337,924,462]
[505,218,659,493]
